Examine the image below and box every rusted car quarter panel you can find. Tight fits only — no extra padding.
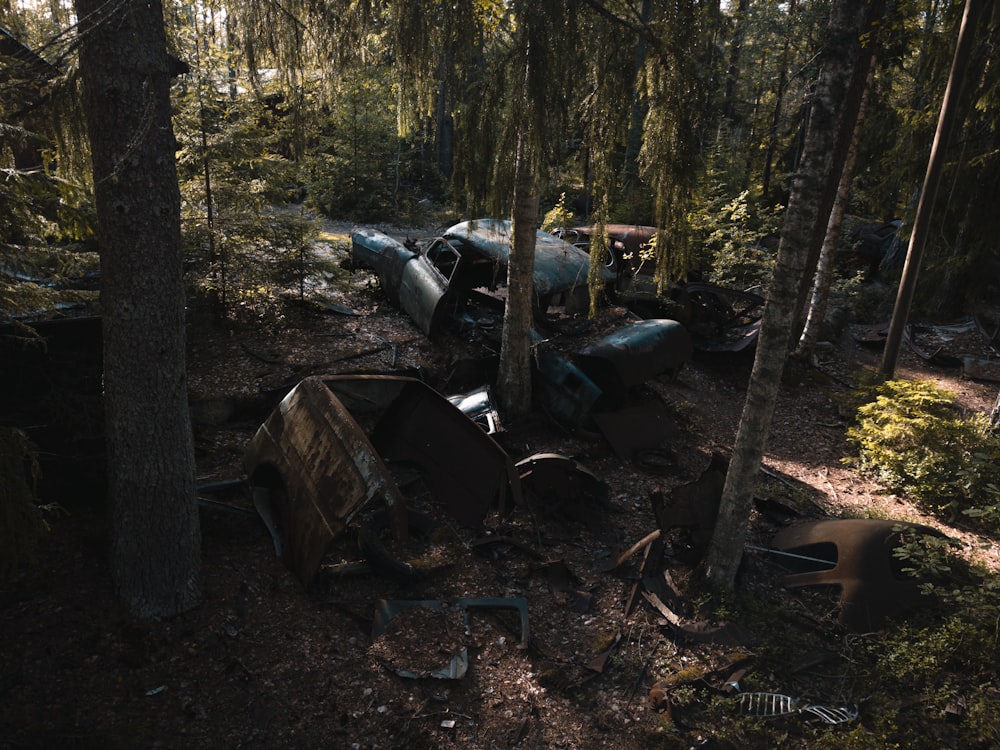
[351,227,416,308]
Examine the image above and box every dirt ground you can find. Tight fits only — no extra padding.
[2,232,999,749]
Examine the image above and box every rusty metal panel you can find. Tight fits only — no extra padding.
[321,375,522,525]
[243,376,406,587]
[515,452,609,517]
[575,319,692,407]
[369,378,521,525]
[591,400,682,460]
[516,451,612,529]
[319,375,410,420]
[772,519,942,631]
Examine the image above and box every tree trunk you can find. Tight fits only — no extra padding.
[76,0,202,617]
[435,50,454,181]
[796,55,875,358]
[703,0,885,590]
[721,0,749,120]
[761,0,795,202]
[621,0,651,190]
[880,0,984,377]
[497,128,538,418]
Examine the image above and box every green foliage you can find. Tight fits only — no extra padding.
[849,587,1000,747]
[0,167,95,247]
[689,187,782,290]
[183,207,323,324]
[302,68,440,224]
[0,168,99,320]
[0,11,97,319]
[0,427,47,580]
[541,193,574,233]
[174,66,324,321]
[891,527,963,591]
[845,379,1000,521]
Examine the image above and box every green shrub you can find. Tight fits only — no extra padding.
[845,378,1000,521]
[689,188,782,291]
[542,193,575,234]
[851,602,1000,746]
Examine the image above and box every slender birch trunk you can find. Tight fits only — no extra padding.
[703,0,885,589]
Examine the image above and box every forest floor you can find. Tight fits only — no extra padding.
[2,223,999,749]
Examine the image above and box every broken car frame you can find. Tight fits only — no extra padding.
[243,374,522,587]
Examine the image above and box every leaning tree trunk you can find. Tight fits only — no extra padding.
[880,0,983,377]
[703,0,885,590]
[76,0,202,617]
[497,128,538,418]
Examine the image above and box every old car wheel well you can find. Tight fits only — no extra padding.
[358,509,442,584]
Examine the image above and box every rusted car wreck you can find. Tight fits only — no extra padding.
[554,223,659,283]
[351,219,695,426]
[351,218,613,338]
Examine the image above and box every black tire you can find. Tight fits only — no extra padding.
[358,509,441,584]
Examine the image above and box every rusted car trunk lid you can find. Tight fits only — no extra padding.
[244,376,406,587]
[575,318,693,408]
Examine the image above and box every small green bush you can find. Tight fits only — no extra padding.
[689,188,782,291]
[541,193,575,234]
[845,378,1000,521]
